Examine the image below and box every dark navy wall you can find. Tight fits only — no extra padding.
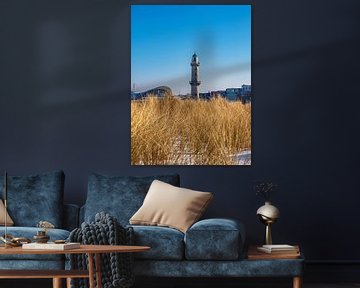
[1,0,360,262]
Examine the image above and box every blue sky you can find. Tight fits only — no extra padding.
[131,5,251,95]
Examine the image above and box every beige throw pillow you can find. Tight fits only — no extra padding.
[0,199,14,226]
[130,180,213,233]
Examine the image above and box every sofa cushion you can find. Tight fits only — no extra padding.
[130,225,184,260]
[0,171,65,227]
[184,218,245,260]
[133,258,304,277]
[130,180,213,233]
[84,173,180,225]
[0,227,70,261]
[0,199,14,226]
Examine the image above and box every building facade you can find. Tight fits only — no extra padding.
[131,86,172,100]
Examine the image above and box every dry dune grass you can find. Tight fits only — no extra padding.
[131,95,251,165]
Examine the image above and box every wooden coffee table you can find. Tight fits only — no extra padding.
[0,244,150,288]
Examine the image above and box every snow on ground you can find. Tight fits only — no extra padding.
[233,150,251,165]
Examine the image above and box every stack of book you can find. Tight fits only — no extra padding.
[257,244,299,254]
[248,244,300,259]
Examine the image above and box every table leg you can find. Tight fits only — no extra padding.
[88,253,95,288]
[95,253,102,288]
[66,277,72,288]
[52,278,62,288]
[293,276,302,288]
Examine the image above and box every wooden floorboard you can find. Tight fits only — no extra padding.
[1,280,360,288]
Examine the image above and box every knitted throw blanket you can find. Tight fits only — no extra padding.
[68,212,135,288]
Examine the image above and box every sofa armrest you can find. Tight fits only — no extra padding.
[63,204,80,231]
[184,218,245,260]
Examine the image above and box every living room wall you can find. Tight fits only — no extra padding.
[1,0,359,264]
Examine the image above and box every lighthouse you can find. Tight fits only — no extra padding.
[189,53,201,99]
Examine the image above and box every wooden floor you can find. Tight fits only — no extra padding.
[139,282,360,288]
[306,285,360,288]
[1,279,360,288]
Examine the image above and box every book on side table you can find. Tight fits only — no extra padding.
[22,242,80,250]
[248,245,300,260]
[257,244,299,254]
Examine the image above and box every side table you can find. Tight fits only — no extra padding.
[247,245,304,288]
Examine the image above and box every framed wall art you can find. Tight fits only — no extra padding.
[131,4,251,165]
